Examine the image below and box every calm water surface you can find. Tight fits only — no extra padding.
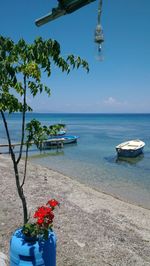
[0,113,150,209]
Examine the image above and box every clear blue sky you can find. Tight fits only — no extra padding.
[1,0,150,113]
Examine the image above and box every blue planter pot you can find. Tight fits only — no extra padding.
[10,228,57,266]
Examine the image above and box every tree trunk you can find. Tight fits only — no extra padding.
[13,160,28,224]
[1,111,28,224]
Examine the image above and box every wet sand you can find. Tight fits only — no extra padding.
[0,154,150,265]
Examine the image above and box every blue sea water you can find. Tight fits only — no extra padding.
[0,113,150,209]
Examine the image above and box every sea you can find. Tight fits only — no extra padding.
[0,113,150,209]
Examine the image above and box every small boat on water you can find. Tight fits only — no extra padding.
[58,135,79,144]
[116,139,145,158]
[57,129,66,136]
[43,135,79,149]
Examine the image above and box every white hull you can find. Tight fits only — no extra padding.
[116,139,145,157]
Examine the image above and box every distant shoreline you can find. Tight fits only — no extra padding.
[1,112,150,114]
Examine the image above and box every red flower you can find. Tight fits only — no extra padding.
[47,199,59,208]
[24,199,59,239]
[34,205,55,228]
[48,211,54,221]
[37,218,44,225]
[34,206,52,219]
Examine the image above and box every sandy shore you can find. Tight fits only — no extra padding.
[0,154,150,266]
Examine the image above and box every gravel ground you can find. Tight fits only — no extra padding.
[0,154,150,266]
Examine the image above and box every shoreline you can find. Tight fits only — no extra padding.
[29,155,150,211]
[0,154,150,265]
[32,161,150,211]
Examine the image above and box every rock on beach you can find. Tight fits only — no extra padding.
[0,154,150,266]
[0,252,8,266]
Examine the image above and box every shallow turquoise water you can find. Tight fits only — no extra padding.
[0,113,150,208]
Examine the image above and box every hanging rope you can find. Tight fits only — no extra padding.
[94,0,104,52]
[97,0,102,25]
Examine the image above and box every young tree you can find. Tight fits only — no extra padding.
[0,36,89,224]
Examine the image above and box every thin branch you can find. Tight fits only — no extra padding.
[21,144,29,188]
[17,75,27,164]
[0,110,16,162]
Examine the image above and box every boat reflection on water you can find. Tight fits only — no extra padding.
[116,153,144,165]
[29,150,65,159]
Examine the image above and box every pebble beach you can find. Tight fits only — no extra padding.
[0,154,150,266]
